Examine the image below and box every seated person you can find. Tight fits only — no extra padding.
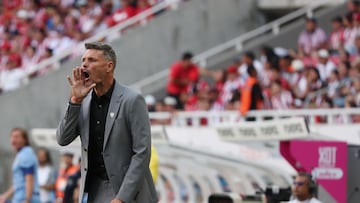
[288,172,322,203]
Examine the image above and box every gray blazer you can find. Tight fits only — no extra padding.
[56,82,157,203]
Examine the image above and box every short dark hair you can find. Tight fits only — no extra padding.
[11,127,30,146]
[306,16,317,24]
[182,51,193,60]
[244,51,255,61]
[297,172,316,195]
[247,64,257,76]
[85,42,117,69]
[332,16,343,23]
[297,172,312,183]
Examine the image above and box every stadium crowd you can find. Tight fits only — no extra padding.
[1,0,360,122]
[145,0,360,124]
[0,0,185,93]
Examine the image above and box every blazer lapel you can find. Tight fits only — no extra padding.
[82,93,92,148]
[103,83,123,150]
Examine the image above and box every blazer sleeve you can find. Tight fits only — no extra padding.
[56,103,81,146]
[116,94,151,202]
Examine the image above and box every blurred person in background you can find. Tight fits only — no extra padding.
[328,16,344,54]
[278,54,293,83]
[149,146,159,184]
[0,53,27,93]
[326,70,341,100]
[55,152,78,203]
[239,65,264,119]
[37,148,56,203]
[348,0,360,14]
[0,128,41,203]
[298,17,327,57]
[268,80,294,110]
[238,51,264,81]
[343,12,359,55]
[145,94,156,112]
[293,67,323,103]
[63,158,81,203]
[288,172,322,203]
[221,65,243,104]
[316,49,336,82]
[289,59,305,88]
[166,51,200,109]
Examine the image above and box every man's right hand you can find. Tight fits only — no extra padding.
[67,66,96,104]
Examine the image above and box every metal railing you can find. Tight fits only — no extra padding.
[257,0,346,9]
[24,0,181,76]
[149,108,360,126]
[130,0,339,92]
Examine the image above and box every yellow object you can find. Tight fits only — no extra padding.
[149,145,159,184]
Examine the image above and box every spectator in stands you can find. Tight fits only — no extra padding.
[347,0,360,14]
[221,65,243,104]
[223,93,240,111]
[239,65,264,119]
[298,17,327,57]
[0,40,12,72]
[22,46,38,75]
[289,59,305,88]
[278,55,293,83]
[338,61,351,82]
[164,96,178,113]
[268,80,294,110]
[238,51,264,81]
[77,1,98,38]
[37,147,56,203]
[293,67,323,105]
[260,60,274,88]
[137,0,153,25]
[269,66,290,91]
[351,77,360,106]
[107,0,137,27]
[166,52,200,109]
[183,79,212,112]
[55,152,79,203]
[343,13,359,55]
[208,88,223,111]
[36,47,60,75]
[328,16,344,54]
[0,128,41,203]
[326,70,341,100]
[288,172,322,203]
[0,53,28,93]
[77,0,106,37]
[259,45,279,66]
[145,94,157,112]
[316,49,336,82]
[351,35,360,56]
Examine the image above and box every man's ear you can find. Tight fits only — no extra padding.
[107,61,114,72]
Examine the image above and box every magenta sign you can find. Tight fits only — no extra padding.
[280,140,347,203]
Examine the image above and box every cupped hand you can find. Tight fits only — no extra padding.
[67,66,96,103]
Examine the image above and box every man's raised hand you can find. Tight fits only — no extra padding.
[67,66,95,104]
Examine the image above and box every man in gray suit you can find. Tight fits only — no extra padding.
[56,42,157,203]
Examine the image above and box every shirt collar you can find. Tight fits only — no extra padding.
[92,79,115,100]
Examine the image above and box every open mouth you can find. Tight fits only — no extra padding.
[83,70,90,79]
